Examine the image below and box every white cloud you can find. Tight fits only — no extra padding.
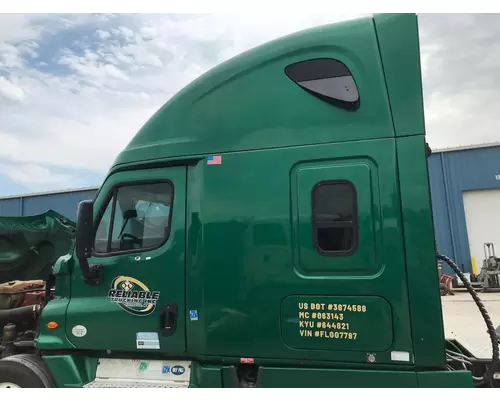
[58,49,130,84]
[118,26,135,38]
[0,14,41,43]
[0,104,154,173]
[424,88,500,149]
[0,77,25,101]
[0,44,24,69]
[96,29,111,39]
[140,26,158,40]
[0,163,80,190]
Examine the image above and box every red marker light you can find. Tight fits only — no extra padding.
[240,358,254,364]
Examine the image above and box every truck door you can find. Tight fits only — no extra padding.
[65,166,186,354]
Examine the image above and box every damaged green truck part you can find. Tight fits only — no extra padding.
[0,13,491,388]
[0,210,75,284]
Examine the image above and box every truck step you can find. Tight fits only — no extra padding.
[83,358,191,388]
[84,378,188,388]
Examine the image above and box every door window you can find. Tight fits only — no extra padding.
[312,180,357,255]
[93,181,174,254]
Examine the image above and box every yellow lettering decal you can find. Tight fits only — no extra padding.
[296,300,366,341]
[323,303,368,313]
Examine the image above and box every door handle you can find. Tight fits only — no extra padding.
[159,303,178,337]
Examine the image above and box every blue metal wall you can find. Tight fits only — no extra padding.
[428,144,500,274]
[0,188,99,222]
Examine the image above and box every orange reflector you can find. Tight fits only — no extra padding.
[47,321,59,329]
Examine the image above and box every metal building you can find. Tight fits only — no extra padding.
[0,142,498,275]
[428,142,500,274]
[0,187,99,222]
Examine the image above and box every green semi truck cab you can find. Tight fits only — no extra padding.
[0,13,496,388]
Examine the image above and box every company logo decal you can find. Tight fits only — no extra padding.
[108,276,160,316]
[171,365,185,376]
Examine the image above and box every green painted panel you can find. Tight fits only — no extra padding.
[43,355,97,388]
[186,138,413,365]
[257,367,418,388]
[189,364,222,388]
[281,295,393,351]
[36,299,74,350]
[294,159,378,276]
[417,370,473,388]
[38,251,73,349]
[64,166,187,354]
[396,136,446,367]
[112,16,394,170]
[373,13,425,137]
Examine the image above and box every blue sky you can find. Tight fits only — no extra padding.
[1,13,499,196]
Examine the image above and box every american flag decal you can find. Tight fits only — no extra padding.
[207,155,222,165]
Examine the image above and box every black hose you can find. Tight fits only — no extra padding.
[0,305,39,329]
[13,340,35,348]
[437,251,499,387]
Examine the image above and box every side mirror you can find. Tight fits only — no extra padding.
[76,200,94,259]
[75,200,102,285]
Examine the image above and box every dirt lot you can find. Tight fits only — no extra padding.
[442,290,500,358]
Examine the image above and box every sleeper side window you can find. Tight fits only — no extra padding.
[93,181,173,254]
[312,180,357,255]
[285,58,360,110]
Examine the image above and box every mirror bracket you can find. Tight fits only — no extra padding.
[82,263,103,286]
